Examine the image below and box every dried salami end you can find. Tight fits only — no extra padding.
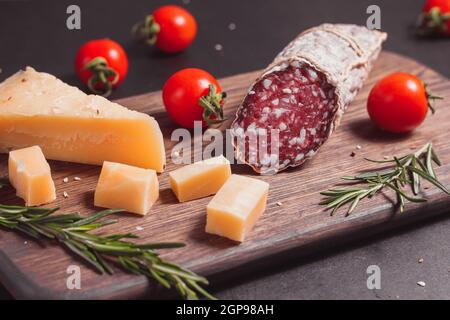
[231,24,387,174]
[232,62,337,173]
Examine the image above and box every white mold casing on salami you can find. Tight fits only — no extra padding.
[231,24,387,174]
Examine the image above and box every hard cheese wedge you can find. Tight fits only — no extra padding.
[0,67,165,172]
[94,161,159,215]
[206,174,269,242]
[169,155,231,202]
[8,145,56,206]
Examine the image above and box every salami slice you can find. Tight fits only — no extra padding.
[230,24,387,174]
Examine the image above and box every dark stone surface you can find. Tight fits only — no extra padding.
[0,0,449,300]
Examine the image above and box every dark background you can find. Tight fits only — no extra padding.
[0,0,449,299]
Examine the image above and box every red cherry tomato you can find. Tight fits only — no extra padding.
[421,0,450,35]
[163,68,226,129]
[75,39,128,96]
[134,5,197,53]
[154,5,197,53]
[367,72,434,133]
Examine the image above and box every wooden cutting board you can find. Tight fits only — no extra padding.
[0,51,449,299]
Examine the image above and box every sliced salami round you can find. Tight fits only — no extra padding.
[230,24,387,174]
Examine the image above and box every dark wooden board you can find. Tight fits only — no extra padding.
[0,51,449,299]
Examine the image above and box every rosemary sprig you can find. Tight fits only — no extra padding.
[320,143,450,216]
[0,204,215,300]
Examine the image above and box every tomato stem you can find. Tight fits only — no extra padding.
[418,7,450,36]
[198,85,227,126]
[424,83,444,114]
[83,57,119,97]
[132,15,161,45]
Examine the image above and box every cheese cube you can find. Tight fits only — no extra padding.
[8,145,56,206]
[206,174,269,242]
[169,155,231,202]
[94,161,159,215]
[0,67,165,172]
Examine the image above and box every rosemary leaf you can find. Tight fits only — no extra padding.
[411,156,420,195]
[426,144,436,178]
[385,182,426,203]
[15,225,41,239]
[187,279,218,301]
[153,263,208,283]
[407,165,450,195]
[69,209,122,227]
[0,204,30,214]
[395,180,406,212]
[150,268,171,289]
[430,147,442,166]
[104,233,139,241]
[63,240,106,274]
[134,242,185,250]
[119,256,142,275]
[93,250,115,275]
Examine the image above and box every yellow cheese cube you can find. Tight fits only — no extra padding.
[94,161,159,215]
[0,67,165,172]
[8,145,56,206]
[169,155,231,202]
[206,174,269,242]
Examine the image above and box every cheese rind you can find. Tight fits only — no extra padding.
[94,161,159,215]
[0,67,165,172]
[8,145,56,206]
[169,155,231,202]
[206,174,269,242]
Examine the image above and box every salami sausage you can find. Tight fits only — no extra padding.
[230,24,387,174]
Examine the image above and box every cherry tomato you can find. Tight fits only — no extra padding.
[163,68,226,129]
[134,5,197,53]
[421,0,450,35]
[367,72,434,133]
[75,39,129,96]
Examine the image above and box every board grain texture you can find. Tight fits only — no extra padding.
[0,51,449,299]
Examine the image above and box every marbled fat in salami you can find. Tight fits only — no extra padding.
[231,24,387,174]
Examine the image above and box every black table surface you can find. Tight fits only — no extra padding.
[1,0,449,300]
